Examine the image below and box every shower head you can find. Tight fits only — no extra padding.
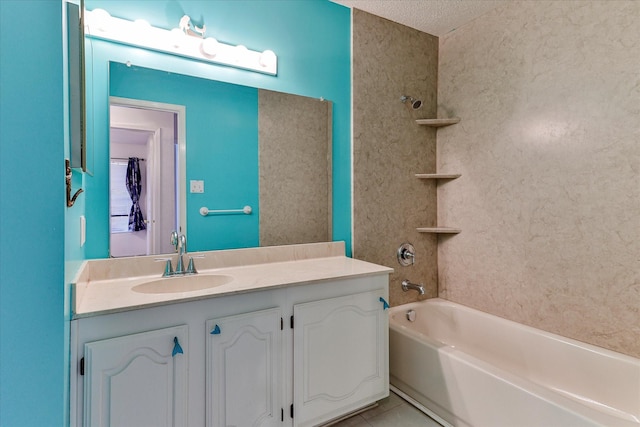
[400,95,422,110]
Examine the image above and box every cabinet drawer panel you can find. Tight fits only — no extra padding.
[293,289,388,427]
[83,325,188,427]
[206,307,283,427]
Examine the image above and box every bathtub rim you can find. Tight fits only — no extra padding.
[389,298,640,366]
[389,298,640,426]
[390,330,639,427]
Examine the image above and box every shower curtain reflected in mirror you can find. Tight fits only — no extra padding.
[126,157,146,232]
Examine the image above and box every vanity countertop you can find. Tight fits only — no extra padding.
[73,242,392,319]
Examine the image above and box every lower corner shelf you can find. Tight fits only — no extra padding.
[415,118,461,127]
[417,227,461,234]
[415,173,461,180]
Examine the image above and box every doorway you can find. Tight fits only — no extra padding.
[109,98,186,257]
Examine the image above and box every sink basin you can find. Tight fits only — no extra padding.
[132,274,233,294]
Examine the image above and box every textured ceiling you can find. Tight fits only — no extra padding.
[330,0,507,36]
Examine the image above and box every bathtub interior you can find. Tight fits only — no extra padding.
[389,299,640,425]
[390,339,616,427]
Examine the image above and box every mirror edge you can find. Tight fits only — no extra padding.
[68,0,87,173]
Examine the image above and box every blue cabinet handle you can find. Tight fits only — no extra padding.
[172,337,183,357]
[210,324,221,335]
[379,297,389,310]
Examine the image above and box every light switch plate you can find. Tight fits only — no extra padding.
[190,180,204,193]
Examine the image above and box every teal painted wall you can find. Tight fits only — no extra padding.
[83,0,352,258]
[0,1,66,426]
[0,2,349,425]
[110,63,260,251]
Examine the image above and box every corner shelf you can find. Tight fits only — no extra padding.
[415,173,461,180]
[417,227,461,234]
[416,118,461,127]
[415,117,462,235]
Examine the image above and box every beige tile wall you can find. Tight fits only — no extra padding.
[259,90,332,247]
[352,9,440,306]
[437,1,640,357]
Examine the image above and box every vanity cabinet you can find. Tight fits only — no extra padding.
[206,307,283,427]
[293,289,387,427]
[71,275,389,427]
[83,325,189,427]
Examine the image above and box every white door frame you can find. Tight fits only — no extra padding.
[109,96,187,253]
[146,128,161,254]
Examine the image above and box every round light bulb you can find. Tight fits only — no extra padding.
[170,28,185,48]
[259,50,276,68]
[89,8,111,32]
[200,37,219,58]
[132,19,151,41]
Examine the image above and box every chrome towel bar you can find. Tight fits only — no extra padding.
[199,206,252,216]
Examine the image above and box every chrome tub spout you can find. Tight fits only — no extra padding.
[401,279,425,295]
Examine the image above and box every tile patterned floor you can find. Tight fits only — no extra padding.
[330,392,443,427]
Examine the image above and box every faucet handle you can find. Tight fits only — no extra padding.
[155,258,174,277]
[186,254,204,275]
[397,243,416,266]
[186,258,198,274]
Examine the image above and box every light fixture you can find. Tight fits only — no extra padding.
[169,27,185,49]
[234,45,248,63]
[133,19,151,30]
[84,9,278,75]
[259,50,277,69]
[200,37,219,57]
[90,8,112,32]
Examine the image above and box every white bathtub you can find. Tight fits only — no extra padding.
[389,298,640,427]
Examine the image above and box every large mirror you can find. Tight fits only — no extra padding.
[103,62,332,256]
[67,0,86,172]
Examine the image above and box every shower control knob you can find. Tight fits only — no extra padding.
[397,243,416,266]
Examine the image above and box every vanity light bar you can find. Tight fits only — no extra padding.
[84,9,278,75]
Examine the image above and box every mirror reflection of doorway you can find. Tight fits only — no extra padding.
[109,100,185,257]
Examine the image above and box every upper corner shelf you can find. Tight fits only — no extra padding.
[416,118,461,127]
[417,227,461,234]
[415,173,461,180]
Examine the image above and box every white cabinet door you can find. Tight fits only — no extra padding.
[293,289,388,427]
[206,307,283,427]
[83,325,188,427]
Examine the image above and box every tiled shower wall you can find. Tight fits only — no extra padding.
[437,1,640,357]
[352,9,439,306]
[259,90,332,247]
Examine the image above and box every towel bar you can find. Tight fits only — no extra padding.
[199,206,252,216]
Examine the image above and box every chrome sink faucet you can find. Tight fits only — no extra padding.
[161,231,198,276]
[176,233,187,274]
